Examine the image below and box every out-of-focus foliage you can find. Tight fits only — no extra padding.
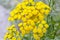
[40,0,60,40]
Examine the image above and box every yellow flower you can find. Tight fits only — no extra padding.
[4,35,8,40]
[30,20,35,26]
[33,18,38,22]
[16,3,21,9]
[16,31,20,36]
[22,17,27,22]
[44,24,49,28]
[20,27,24,31]
[11,37,16,40]
[17,37,21,40]
[9,30,13,33]
[21,30,26,36]
[36,1,44,6]
[7,34,12,39]
[24,26,30,31]
[39,33,43,37]
[25,15,30,19]
[41,20,46,24]
[32,10,38,15]
[40,9,45,13]
[29,25,33,30]
[23,23,27,26]
[14,15,18,19]
[8,17,11,21]
[38,15,44,21]
[43,28,47,33]
[23,9,28,14]
[38,13,44,21]
[31,1,35,5]
[29,0,33,2]
[38,24,43,28]
[4,38,6,40]
[45,10,50,15]
[10,12,15,16]
[45,5,51,10]
[37,28,42,33]
[18,14,21,20]
[18,23,23,27]
[33,34,40,40]
[8,17,14,21]
[7,25,15,30]
[12,28,16,31]
[33,27,37,33]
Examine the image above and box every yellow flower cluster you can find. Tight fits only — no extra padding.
[4,25,21,40]
[8,0,50,21]
[4,0,50,40]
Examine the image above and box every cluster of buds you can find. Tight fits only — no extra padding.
[4,0,51,40]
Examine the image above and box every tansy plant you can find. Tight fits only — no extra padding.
[4,0,51,40]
